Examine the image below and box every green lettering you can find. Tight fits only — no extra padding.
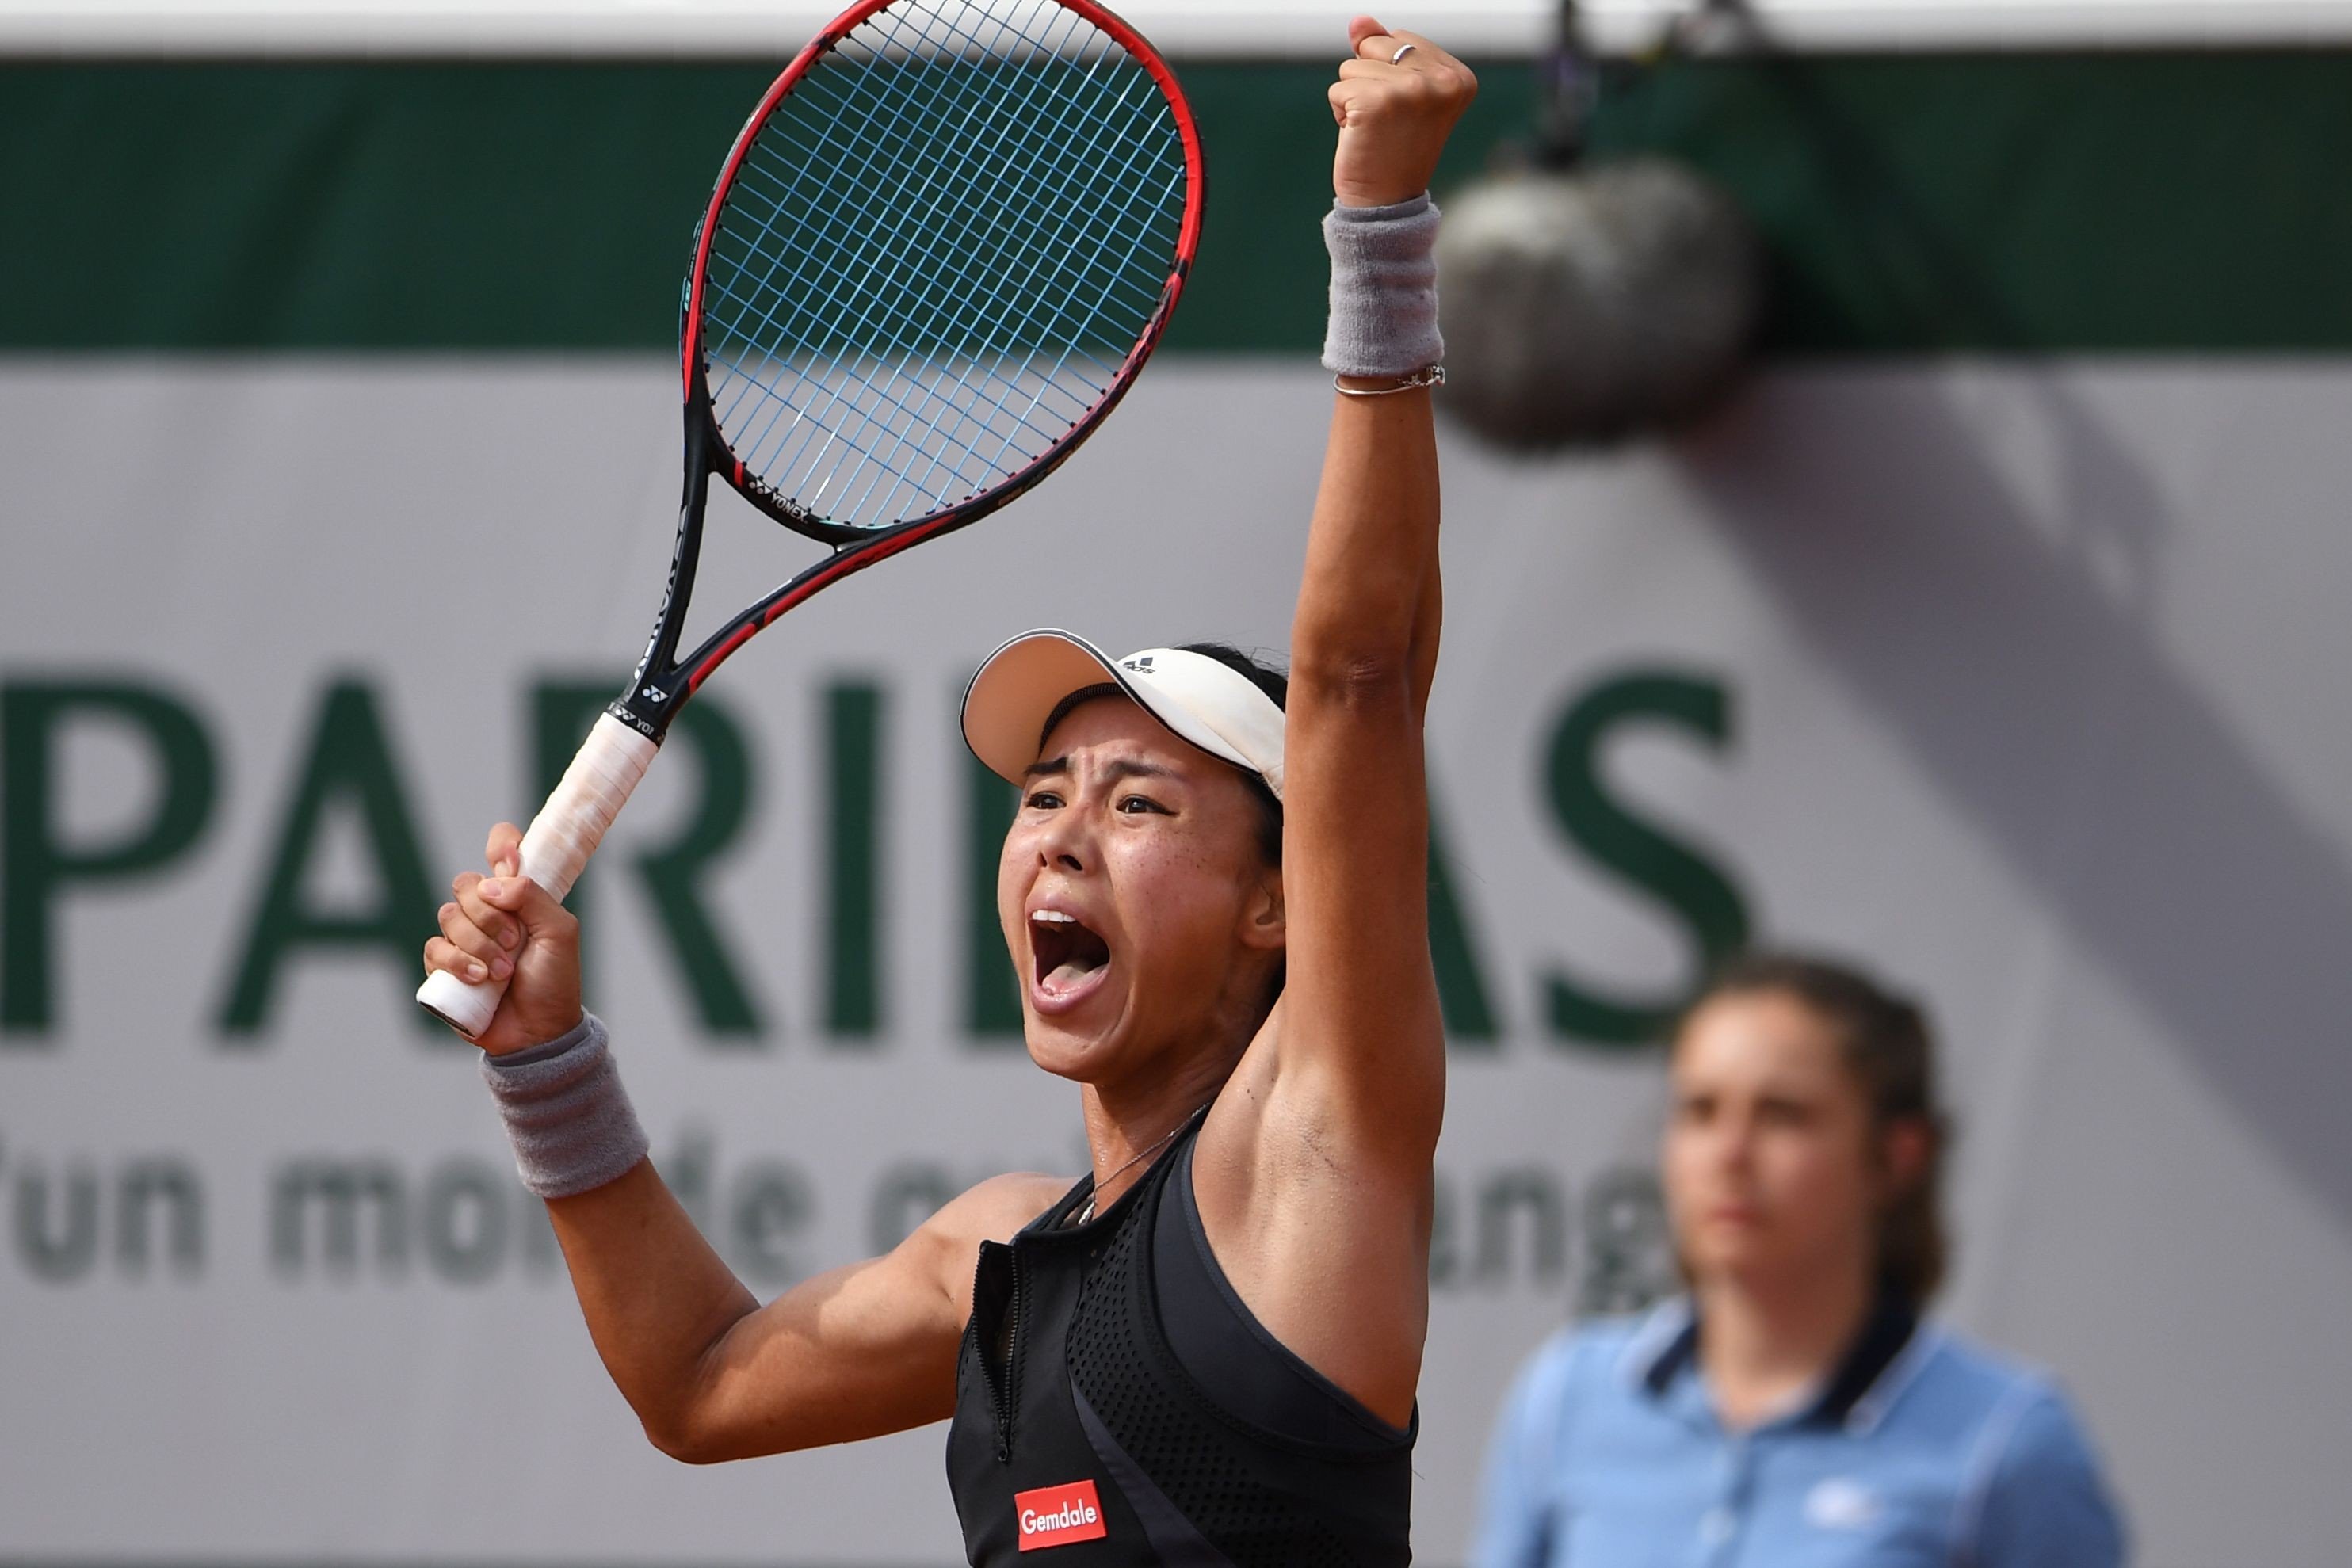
[964,744,1023,1041]
[533,681,614,1011]
[216,679,438,1038]
[2,681,217,1036]
[533,677,763,1039]
[824,680,884,1040]
[1541,671,1751,1049]
[1426,794,1500,1045]
[636,694,762,1038]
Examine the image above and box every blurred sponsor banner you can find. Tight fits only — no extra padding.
[3,358,2350,1565]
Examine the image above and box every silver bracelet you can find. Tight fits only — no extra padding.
[1334,364,1446,398]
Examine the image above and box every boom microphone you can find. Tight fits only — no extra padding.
[1436,2,1764,450]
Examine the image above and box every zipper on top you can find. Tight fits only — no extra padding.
[1000,1246,1027,1463]
[971,1239,1025,1463]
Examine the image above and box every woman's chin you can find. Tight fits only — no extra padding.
[1682,1234,1777,1283]
[1024,1029,1122,1084]
[1022,985,1124,1079]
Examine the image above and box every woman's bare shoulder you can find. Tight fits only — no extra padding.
[899,1171,1071,1315]
[914,1171,1075,1254]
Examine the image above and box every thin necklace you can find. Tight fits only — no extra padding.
[1076,1107,1205,1226]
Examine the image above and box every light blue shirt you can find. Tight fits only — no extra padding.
[1469,1299,2126,1568]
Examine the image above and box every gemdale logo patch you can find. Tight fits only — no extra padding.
[1015,1479,1108,1551]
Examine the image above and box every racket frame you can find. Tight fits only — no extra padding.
[613,0,1206,746]
[419,0,1202,1037]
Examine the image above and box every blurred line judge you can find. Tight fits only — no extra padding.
[1470,952,2126,1567]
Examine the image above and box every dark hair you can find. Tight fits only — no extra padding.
[1178,642,1285,867]
[1036,641,1287,868]
[1676,950,1952,1307]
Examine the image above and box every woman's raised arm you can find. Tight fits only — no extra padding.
[1278,16,1473,1150]
[1190,17,1474,1430]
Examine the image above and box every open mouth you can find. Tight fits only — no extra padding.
[1031,909,1112,1005]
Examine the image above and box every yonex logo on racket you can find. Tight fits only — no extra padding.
[1014,1480,1107,1550]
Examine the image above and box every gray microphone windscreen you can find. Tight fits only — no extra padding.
[1436,158,1765,449]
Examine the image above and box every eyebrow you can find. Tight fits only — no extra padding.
[1021,756,1180,784]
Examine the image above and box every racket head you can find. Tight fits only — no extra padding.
[683,0,1204,546]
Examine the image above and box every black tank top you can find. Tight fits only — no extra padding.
[945,1114,1415,1565]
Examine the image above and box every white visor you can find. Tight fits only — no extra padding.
[960,629,1286,802]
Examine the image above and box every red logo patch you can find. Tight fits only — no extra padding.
[1014,1479,1108,1551]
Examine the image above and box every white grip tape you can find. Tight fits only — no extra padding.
[414,712,659,1039]
[515,712,659,901]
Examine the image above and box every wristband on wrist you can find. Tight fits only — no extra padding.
[1321,193,1445,380]
[479,1012,651,1199]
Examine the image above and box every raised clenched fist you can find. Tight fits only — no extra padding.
[1328,15,1478,208]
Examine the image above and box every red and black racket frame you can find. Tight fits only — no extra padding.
[605,0,1206,750]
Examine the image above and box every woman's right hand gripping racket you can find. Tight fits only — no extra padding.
[418,0,1204,1038]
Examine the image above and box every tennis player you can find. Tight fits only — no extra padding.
[421,17,1472,1563]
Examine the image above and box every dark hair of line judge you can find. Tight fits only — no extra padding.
[1675,950,1953,1308]
[1034,642,1287,870]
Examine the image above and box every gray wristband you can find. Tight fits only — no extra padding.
[479,1012,651,1199]
[1321,193,1445,378]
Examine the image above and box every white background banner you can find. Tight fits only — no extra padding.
[3,358,2348,1565]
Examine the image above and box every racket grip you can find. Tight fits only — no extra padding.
[416,712,660,1040]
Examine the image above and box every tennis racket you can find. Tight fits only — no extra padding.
[417,0,1204,1036]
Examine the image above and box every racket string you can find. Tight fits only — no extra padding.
[713,17,1121,501]
[703,277,958,502]
[747,20,1162,423]
[838,0,1185,508]
[773,3,1170,517]
[723,25,1170,493]
[697,0,1189,528]
[707,78,1005,490]
[836,0,1174,317]
[717,26,1060,464]
[712,97,1086,502]
[718,1,1156,505]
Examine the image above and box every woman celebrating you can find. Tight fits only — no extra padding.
[1471,953,2126,1566]
[421,18,1473,1565]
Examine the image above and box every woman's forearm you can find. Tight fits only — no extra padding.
[1292,383,1441,690]
[472,1013,761,1453]
[1293,124,1460,693]
[544,1161,763,1457]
